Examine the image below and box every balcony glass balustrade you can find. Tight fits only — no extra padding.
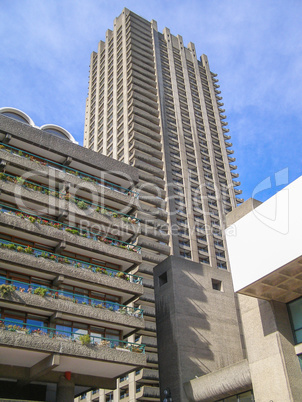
[0,239,143,284]
[0,319,145,353]
[0,276,143,318]
[0,142,139,198]
[0,204,141,253]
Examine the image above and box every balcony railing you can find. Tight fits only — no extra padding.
[0,239,143,284]
[0,277,143,318]
[0,142,139,198]
[0,319,145,353]
[0,172,140,224]
[0,203,141,253]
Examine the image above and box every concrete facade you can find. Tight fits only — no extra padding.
[154,256,245,401]
[0,111,146,401]
[83,8,242,401]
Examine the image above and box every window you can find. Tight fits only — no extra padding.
[288,297,302,344]
[212,279,223,291]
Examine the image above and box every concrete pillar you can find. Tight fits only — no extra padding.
[56,375,75,402]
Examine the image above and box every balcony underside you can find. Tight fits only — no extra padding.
[0,337,146,389]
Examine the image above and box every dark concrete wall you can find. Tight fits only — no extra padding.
[154,256,244,401]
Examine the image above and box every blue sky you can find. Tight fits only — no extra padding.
[1,0,301,202]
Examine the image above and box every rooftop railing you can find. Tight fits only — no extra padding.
[0,319,145,353]
[0,203,141,253]
[0,142,139,198]
[0,239,143,285]
[0,276,143,318]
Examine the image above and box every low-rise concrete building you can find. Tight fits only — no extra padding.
[0,109,146,401]
[153,177,302,401]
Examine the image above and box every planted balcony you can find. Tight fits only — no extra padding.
[0,204,141,254]
[0,174,140,225]
[0,319,146,370]
[0,142,139,198]
[0,278,143,318]
[0,239,143,285]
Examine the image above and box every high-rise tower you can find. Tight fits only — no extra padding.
[83,8,242,401]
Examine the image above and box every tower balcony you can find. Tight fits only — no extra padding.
[217,101,224,107]
[215,96,223,101]
[0,242,143,302]
[227,149,234,154]
[0,278,145,337]
[220,115,227,120]
[221,121,228,126]
[236,197,244,204]
[133,150,163,169]
[0,320,146,389]
[0,142,139,202]
[131,132,162,151]
[132,140,163,160]
[0,206,142,268]
[232,180,241,187]
[136,368,159,383]
[225,141,232,147]
[130,121,161,141]
[136,385,160,400]
[222,127,230,132]
[228,156,236,163]
[234,189,242,195]
[134,159,164,179]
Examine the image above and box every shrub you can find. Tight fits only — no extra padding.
[77,201,88,210]
[24,246,33,254]
[16,177,25,185]
[79,334,91,345]
[33,287,48,297]
[0,284,16,297]
[7,243,17,250]
[28,216,36,223]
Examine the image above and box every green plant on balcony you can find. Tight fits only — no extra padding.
[7,243,17,250]
[95,267,108,275]
[116,272,128,281]
[65,228,79,235]
[0,284,16,297]
[77,200,88,210]
[79,334,91,345]
[15,177,25,186]
[34,287,48,297]
[28,216,36,223]
[24,246,33,254]
[16,246,25,252]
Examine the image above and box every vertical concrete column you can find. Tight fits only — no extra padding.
[56,376,75,402]
[98,389,106,402]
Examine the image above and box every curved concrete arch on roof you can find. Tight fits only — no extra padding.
[0,107,35,126]
[40,124,78,144]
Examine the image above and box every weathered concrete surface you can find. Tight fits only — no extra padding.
[0,248,143,296]
[0,291,144,330]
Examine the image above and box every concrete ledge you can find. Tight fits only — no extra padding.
[0,148,140,209]
[0,248,143,297]
[0,329,146,367]
[1,291,145,331]
[0,209,142,265]
[183,359,252,402]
